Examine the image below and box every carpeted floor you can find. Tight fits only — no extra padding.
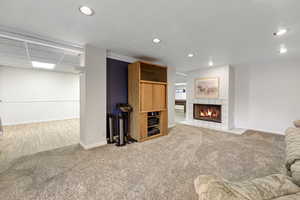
[0,119,79,173]
[175,108,186,123]
[0,124,285,200]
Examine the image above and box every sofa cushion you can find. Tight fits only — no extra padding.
[194,175,242,200]
[285,127,300,186]
[290,161,300,186]
[294,121,300,128]
[194,174,300,200]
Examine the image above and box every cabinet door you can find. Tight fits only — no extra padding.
[139,113,148,139]
[140,83,153,112]
[152,84,166,110]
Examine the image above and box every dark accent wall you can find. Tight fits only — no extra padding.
[106,58,130,115]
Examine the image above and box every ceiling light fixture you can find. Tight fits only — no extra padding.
[209,60,214,67]
[32,61,56,70]
[273,28,287,37]
[176,72,188,77]
[279,46,288,54]
[175,83,187,86]
[188,53,194,58]
[153,38,161,44]
[79,6,94,16]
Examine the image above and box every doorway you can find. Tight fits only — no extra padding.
[175,84,186,123]
[0,66,80,172]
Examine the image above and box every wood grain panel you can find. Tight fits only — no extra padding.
[160,111,168,135]
[153,84,166,110]
[140,113,148,139]
[128,63,140,141]
[140,83,153,112]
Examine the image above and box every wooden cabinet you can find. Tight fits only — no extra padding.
[128,61,168,142]
[140,82,167,112]
[140,113,148,139]
[140,83,153,112]
[152,84,166,110]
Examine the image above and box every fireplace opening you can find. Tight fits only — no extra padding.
[193,104,222,123]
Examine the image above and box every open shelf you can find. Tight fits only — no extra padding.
[148,115,160,118]
[140,62,167,83]
[147,127,160,137]
[148,124,159,128]
[147,111,161,137]
[140,80,167,85]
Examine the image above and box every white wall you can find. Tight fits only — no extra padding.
[80,45,107,149]
[234,60,300,134]
[168,68,176,127]
[0,66,79,125]
[175,86,186,100]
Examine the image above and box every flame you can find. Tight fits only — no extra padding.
[199,108,219,119]
[207,109,212,116]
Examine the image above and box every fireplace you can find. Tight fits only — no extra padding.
[193,104,222,123]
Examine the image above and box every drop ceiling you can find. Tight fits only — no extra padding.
[0,0,299,71]
[0,29,84,73]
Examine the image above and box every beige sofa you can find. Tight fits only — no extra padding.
[194,126,300,200]
[294,120,300,128]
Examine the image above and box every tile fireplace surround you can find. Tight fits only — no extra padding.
[184,65,235,131]
[187,99,230,129]
[193,103,222,123]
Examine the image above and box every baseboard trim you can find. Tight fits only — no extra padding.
[3,117,80,126]
[80,141,107,150]
[168,124,176,128]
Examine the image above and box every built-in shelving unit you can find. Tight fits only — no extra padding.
[147,112,160,136]
[128,61,168,142]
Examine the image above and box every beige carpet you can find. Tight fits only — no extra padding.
[175,109,186,123]
[0,119,79,173]
[0,124,285,200]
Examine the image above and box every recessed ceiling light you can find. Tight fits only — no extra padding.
[273,28,287,37]
[209,60,214,66]
[79,6,94,16]
[32,61,56,70]
[188,53,194,58]
[175,83,187,86]
[153,38,161,44]
[176,72,188,77]
[279,46,288,54]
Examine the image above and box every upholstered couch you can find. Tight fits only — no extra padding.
[194,125,300,200]
[294,120,300,128]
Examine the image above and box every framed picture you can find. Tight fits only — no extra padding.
[195,77,219,99]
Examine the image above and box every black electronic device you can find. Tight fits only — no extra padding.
[115,103,134,146]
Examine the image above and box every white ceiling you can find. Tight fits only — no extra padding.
[0,36,83,73]
[0,0,299,71]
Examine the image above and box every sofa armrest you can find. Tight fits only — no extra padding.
[294,120,300,128]
[194,175,240,200]
[194,174,300,200]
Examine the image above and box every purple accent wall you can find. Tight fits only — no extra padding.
[106,58,130,115]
